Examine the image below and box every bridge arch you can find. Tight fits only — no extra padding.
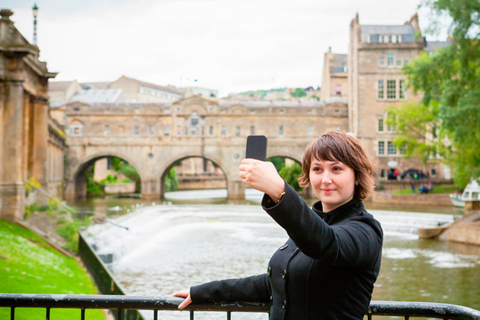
[64,151,144,200]
[158,152,231,199]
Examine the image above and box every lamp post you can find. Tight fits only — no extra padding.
[32,3,38,45]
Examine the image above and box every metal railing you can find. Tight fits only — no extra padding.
[1,294,480,320]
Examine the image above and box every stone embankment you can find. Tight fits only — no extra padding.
[372,191,480,246]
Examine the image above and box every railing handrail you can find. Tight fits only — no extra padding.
[1,294,480,319]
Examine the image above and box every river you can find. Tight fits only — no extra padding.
[75,189,479,320]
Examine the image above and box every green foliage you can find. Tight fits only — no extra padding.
[118,164,141,192]
[394,0,480,188]
[110,157,124,171]
[55,218,90,252]
[279,162,303,192]
[0,219,105,320]
[165,168,179,192]
[291,88,307,98]
[267,157,286,172]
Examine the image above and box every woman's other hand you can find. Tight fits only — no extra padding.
[172,290,192,310]
[239,159,285,201]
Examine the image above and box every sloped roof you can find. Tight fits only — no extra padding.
[424,41,453,52]
[69,89,124,104]
[122,76,181,95]
[80,82,111,90]
[361,24,415,35]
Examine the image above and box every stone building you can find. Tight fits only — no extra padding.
[347,13,448,179]
[0,9,66,222]
[320,48,348,103]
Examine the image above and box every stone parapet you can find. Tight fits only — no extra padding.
[371,191,453,207]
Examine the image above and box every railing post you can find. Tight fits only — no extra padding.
[81,308,85,320]
[10,307,14,320]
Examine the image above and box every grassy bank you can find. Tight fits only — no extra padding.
[0,219,105,320]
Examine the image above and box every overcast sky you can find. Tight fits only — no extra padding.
[4,0,448,97]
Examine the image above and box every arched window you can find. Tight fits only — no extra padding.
[69,120,84,136]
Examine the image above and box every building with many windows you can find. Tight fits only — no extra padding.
[347,13,450,179]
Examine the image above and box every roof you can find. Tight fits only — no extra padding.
[361,24,415,35]
[80,82,111,90]
[331,53,348,70]
[123,76,181,95]
[424,41,453,52]
[69,89,125,104]
[219,101,325,108]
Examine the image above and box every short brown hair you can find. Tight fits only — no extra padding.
[298,130,375,200]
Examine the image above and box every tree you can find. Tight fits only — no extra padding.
[391,0,480,188]
[279,162,303,192]
[291,88,306,98]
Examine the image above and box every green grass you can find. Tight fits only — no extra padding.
[0,219,105,320]
[393,186,458,194]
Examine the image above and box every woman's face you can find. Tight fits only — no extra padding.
[309,156,356,212]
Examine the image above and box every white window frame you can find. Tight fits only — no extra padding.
[69,124,83,137]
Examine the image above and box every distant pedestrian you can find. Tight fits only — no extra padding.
[410,180,416,194]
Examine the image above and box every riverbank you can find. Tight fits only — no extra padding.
[0,219,105,320]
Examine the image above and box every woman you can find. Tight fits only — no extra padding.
[173,130,383,319]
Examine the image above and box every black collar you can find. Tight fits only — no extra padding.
[312,197,363,224]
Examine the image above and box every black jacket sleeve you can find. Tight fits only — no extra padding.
[190,273,271,303]
[262,183,382,267]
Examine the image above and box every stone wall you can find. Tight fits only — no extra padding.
[372,191,453,207]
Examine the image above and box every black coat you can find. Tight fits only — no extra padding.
[191,183,383,319]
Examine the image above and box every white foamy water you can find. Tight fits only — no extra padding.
[84,204,480,320]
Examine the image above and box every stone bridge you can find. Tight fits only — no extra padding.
[63,96,349,200]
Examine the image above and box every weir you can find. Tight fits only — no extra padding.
[79,204,479,320]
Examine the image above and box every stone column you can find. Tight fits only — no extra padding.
[227,179,245,199]
[142,178,160,200]
[31,100,49,205]
[0,80,25,221]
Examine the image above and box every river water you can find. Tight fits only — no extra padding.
[76,190,480,320]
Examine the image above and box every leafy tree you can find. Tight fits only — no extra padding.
[291,88,307,98]
[165,168,179,192]
[390,0,480,188]
[279,162,303,192]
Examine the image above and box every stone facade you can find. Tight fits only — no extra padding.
[348,13,446,179]
[64,96,348,200]
[0,9,65,222]
[320,48,348,103]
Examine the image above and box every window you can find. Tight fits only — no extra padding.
[387,141,397,155]
[190,111,199,126]
[378,118,384,132]
[279,125,284,137]
[209,126,213,136]
[387,80,396,99]
[396,58,402,67]
[377,80,384,99]
[250,109,256,114]
[335,84,342,95]
[403,58,409,65]
[399,80,406,99]
[400,144,407,155]
[388,35,393,43]
[104,125,110,136]
[149,125,154,136]
[133,125,139,136]
[379,57,385,66]
[221,126,227,137]
[164,125,170,136]
[279,109,285,114]
[378,141,385,155]
[69,124,83,136]
[220,109,226,114]
[250,126,255,135]
[307,126,313,137]
[387,54,394,66]
[387,112,396,132]
[236,126,241,137]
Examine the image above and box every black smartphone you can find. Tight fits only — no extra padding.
[245,135,268,161]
